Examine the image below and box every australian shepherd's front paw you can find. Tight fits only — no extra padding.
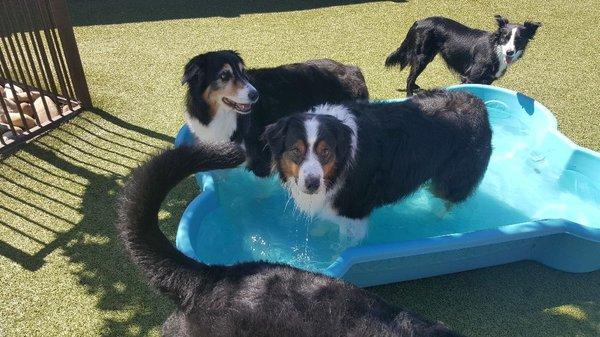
[338,219,369,245]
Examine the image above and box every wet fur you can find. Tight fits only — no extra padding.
[265,90,492,221]
[385,16,541,95]
[116,143,464,337]
[183,50,369,177]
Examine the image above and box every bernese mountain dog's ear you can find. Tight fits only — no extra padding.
[329,118,353,164]
[313,114,354,164]
[494,15,509,28]
[182,55,205,85]
[523,21,542,39]
[261,118,290,156]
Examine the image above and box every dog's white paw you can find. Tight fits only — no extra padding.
[432,200,454,218]
[338,220,368,245]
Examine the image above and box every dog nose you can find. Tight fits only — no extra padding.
[506,50,515,57]
[304,175,320,193]
[248,89,259,103]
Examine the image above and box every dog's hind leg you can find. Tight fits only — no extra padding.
[429,148,491,204]
[406,54,435,96]
[404,26,438,96]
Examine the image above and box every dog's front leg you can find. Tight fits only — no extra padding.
[337,217,369,245]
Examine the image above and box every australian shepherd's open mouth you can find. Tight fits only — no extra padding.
[222,97,253,114]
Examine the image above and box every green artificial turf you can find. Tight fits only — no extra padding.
[1,1,599,336]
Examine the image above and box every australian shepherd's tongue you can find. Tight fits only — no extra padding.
[223,97,252,113]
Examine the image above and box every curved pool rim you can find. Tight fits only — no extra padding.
[174,84,600,287]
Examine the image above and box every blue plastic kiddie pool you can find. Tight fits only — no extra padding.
[174,84,600,287]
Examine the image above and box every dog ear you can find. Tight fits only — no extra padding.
[331,120,354,164]
[181,56,205,85]
[261,118,290,156]
[523,21,542,39]
[494,15,509,28]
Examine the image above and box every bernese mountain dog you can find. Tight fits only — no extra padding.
[263,89,492,240]
[385,15,541,95]
[116,142,464,337]
[182,50,369,177]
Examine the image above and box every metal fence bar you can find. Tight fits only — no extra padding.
[0,0,91,155]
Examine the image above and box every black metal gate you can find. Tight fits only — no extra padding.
[0,0,91,155]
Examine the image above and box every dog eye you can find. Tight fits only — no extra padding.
[320,147,331,158]
[290,147,301,156]
[220,72,231,81]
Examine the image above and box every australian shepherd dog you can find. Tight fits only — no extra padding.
[182,50,369,177]
[263,89,492,240]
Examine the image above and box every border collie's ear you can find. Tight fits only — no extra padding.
[494,15,509,28]
[261,118,290,156]
[182,56,205,85]
[523,21,542,39]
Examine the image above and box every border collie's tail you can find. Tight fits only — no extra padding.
[385,22,418,70]
[116,143,245,306]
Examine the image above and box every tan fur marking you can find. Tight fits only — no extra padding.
[294,140,306,156]
[316,140,336,181]
[201,64,249,116]
[280,157,300,181]
[280,140,305,181]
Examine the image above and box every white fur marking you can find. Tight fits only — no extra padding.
[289,117,327,216]
[496,27,518,78]
[321,205,369,243]
[283,106,368,243]
[185,107,237,143]
[309,104,358,162]
[232,82,257,105]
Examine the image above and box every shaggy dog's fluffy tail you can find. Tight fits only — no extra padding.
[385,22,419,70]
[116,143,245,306]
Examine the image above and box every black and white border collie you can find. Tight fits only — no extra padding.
[385,16,541,95]
[263,90,492,240]
[182,50,369,177]
[117,142,464,337]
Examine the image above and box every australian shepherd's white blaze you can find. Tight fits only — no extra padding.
[264,90,492,242]
[385,15,541,95]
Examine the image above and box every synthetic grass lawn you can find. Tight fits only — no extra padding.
[1,0,599,336]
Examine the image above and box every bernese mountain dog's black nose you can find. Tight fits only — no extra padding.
[304,175,321,193]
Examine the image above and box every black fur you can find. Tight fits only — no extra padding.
[266,90,492,220]
[183,50,369,177]
[116,143,464,337]
[385,16,541,95]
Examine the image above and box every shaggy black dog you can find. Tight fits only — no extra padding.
[116,143,464,337]
[263,90,492,240]
[385,16,541,95]
[182,50,369,177]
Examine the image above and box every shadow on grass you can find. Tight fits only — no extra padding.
[1,108,598,336]
[369,261,600,337]
[68,0,407,26]
[0,108,194,335]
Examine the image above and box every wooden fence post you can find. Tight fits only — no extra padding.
[49,0,92,108]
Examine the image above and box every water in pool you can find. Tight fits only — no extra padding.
[191,101,600,273]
